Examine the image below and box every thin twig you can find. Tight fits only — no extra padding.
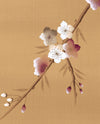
[36,46,48,49]
[73,4,90,31]
[67,58,77,103]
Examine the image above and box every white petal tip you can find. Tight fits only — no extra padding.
[7,98,13,102]
[1,93,7,98]
[4,103,10,107]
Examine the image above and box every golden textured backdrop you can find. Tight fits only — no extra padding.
[0,0,100,123]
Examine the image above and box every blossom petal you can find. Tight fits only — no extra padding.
[63,39,80,58]
[60,34,67,40]
[60,21,68,27]
[39,33,45,40]
[43,40,48,46]
[48,51,54,59]
[48,45,66,63]
[63,43,67,51]
[34,69,40,76]
[67,25,74,32]
[49,45,56,50]
[66,32,73,39]
[33,57,49,76]
[57,26,64,34]
[50,37,57,44]
[54,59,61,63]
[33,58,40,67]
[61,53,68,59]
[56,45,63,51]
[40,28,57,46]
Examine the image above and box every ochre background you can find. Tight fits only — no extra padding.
[0,0,100,123]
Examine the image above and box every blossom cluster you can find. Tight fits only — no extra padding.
[33,21,80,76]
[1,93,13,107]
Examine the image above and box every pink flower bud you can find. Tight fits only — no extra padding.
[66,86,71,94]
[63,39,80,58]
[75,44,80,51]
[21,104,26,113]
[79,83,83,87]
[80,89,83,94]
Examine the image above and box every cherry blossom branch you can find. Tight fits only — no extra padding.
[0,60,54,120]
[0,3,90,120]
[65,4,90,102]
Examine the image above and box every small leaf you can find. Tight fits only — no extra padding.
[75,28,80,42]
[36,46,48,49]
[59,63,67,72]
[13,89,28,92]
[44,76,49,87]
[75,72,84,80]
[78,28,86,42]
[35,49,47,54]
[74,68,85,76]
[13,87,35,91]
[63,66,68,77]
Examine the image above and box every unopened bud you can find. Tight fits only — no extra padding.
[66,86,71,94]
[21,104,26,113]
[79,83,83,87]
[80,89,83,94]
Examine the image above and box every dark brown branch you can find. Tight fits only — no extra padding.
[63,4,90,43]
[73,4,90,31]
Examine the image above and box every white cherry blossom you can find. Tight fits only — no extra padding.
[57,21,74,40]
[48,45,67,63]
[40,27,57,46]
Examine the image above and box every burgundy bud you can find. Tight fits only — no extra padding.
[80,89,83,94]
[21,104,26,113]
[79,83,83,87]
[66,86,71,94]
[75,44,80,51]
